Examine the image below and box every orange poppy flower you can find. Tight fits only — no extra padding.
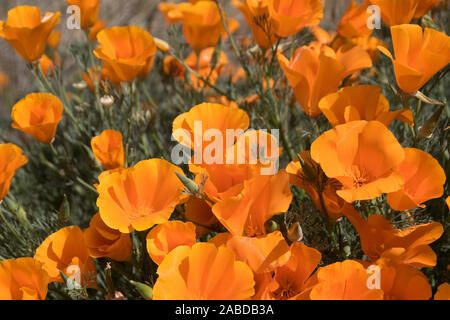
[84,213,132,262]
[266,242,321,300]
[318,85,413,127]
[153,243,255,299]
[212,170,292,237]
[146,220,197,265]
[267,0,323,38]
[0,258,49,300]
[0,143,28,201]
[184,197,220,237]
[47,30,61,49]
[90,130,124,170]
[233,0,278,49]
[94,26,157,83]
[434,282,450,300]
[89,20,106,41]
[225,231,291,274]
[337,0,373,38]
[11,93,64,144]
[310,120,405,202]
[0,6,60,62]
[414,0,442,18]
[179,1,224,51]
[378,24,450,94]
[183,48,229,91]
[34,226,97,287]
[96,159,185,233]
[39,54,61,78]
[278,44,372,117]
[359,258,432,300]
[368,0,420,26]
[172,102,250,154]
[158,2,189,24]
[310,260,384,300]
[332,35,387,61]
[286,151,348,221]
[66,0,100,29]
[387,148,445,211]
[446,196,450,210]
[0,72,9,94]
[344,208,443,268]
[163,56,186,78]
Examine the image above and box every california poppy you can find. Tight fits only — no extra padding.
[318,85,413,127]
[414,0,442,19]
[94,26,157,83]
[158,2,189,24]
[47,30,61,49]
[387,148,445,211]
[233,0,278,49]
[378,24,450,94]
[153,243,255,299]
[96,159,185,233]
[0,6,60,62]
[89,20,106,41]
[344,208,443,268]
[267,0,323,38]
[66,0,100,29]
[286,151,348,221]
[310,260,384,300]
[434,282,450,300]
[146,220,197,265]
[184,197,220,237]
[310,120,405,202]
[34,226,97,287]
[368,0,420,26]
[278,43,372,117]
[267,242,322,300]
[337,0,373,39]
[91,130,125,170]
[11,93,64,144]
[0,258,49,300]
[212,170,292,237]
[179,1,224,51]
[0,143,28,201]
[84,213,132,262]
[39,54,61,78]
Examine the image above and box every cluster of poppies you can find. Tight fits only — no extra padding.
[0,0,449,300]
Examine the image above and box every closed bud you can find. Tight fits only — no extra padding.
[287,222,303,242]
[175,172,200,194]
[100,95,114,108]
[154,37,170,53]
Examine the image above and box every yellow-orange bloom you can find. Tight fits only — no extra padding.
[378,24,450,94]
[267,242,321,300]
[318,85,413,127]
[94,26,157,83]
[153,243,255,299]
[96,159,185,233]
[414,0,442,19]
[233,0,278,49]
[345,209,443,268]
[310,260,384,300]
[278,44,372,117]
[0,143,28,201]
[368,0,419,26]
[91,130,124,170]
[11,93,64,144]
[66,0,100,29]
[212,170,292,237]
[146,220,197,265]
[34,226,97,287]
[184,197,219,237]
[179,1,224,51]
[434,283,450,300]
[84,213,132,262]
[0,258,49,300]
[47,30,61,49]
[89,20,106,41]
[268,0,323,38]
[0,6,60,62]
[387,148,445,211]
[337,0,373,38]
[286,151,348,221]
[158,2,187,24]
[311,120,405,202]
[39,54,61,78]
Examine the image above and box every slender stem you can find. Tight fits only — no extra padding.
[0,203,27,247]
